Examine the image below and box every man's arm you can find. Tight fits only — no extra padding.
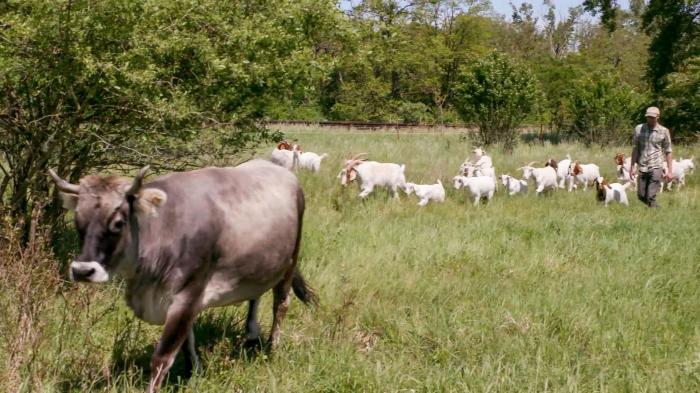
[663,129,673,180]
[629,127,639,179]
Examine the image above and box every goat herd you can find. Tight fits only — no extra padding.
[270,141,696,207]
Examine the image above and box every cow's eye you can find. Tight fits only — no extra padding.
[109,217,125,233]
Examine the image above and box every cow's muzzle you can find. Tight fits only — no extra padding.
[69,261,109,283]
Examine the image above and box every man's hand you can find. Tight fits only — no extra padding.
[629,166,635,181]
[664,171,673,183]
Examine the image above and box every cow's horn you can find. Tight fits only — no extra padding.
[48,169,80,194]
[126,165,150,196]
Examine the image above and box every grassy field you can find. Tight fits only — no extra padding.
[2,128,700,392]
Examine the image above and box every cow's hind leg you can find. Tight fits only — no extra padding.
[268,270,294,349]
[244,298,262,347]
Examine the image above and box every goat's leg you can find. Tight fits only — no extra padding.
[418,198,428,206]
[358,185,373,198]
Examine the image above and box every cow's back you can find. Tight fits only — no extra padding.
[129,160,303,321]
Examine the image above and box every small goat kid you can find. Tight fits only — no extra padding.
[594,177,631,206]
[452,175,496,206]
[663,157,695,190]
[339,153,407,199]
[298,152,328,173]
[405,180,445,206]
[499,174,528,196]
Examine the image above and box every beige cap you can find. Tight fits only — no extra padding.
[645,106,660,118]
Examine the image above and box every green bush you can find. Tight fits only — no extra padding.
[564,74,645,146]
[453,52,542,152]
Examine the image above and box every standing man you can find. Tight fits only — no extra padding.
[629,106,673,208]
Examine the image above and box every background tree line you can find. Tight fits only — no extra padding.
[1,0,698,241]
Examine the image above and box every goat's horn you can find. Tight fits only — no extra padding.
[48,169,80,194]
[350,153,368,161]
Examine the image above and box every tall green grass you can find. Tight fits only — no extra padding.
[1,130,698,392]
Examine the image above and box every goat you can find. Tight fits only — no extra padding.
[546,154,573,189]
[594,177,631,206]
[568,162,600,191]
[499,174,528,196]
[405,180,445,206]
[663,157,695,190]
[270,141,300,170]
[519,162,557,195]
[298,152,328,173]
[614,152,635,185]
[452,175,496,206]
[338,153,407,199]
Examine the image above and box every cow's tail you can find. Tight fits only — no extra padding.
[291,187,318,306]
[292,269,317,306]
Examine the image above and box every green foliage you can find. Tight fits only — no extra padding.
[565,74,645,147]
[642,0,700,93]
[453,52,542,151]
[661,56,700,139]
[0,0,337,237]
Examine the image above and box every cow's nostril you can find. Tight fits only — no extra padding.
[72,267,95,280]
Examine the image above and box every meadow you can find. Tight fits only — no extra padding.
[2,127,700,392]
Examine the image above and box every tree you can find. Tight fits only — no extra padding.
[642,0,700,93]
[565,74,645,147]
[453,51,542,152]
[0,0,336,240]
[660,56,700,139]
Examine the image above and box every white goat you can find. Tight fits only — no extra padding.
[614,152,635,185]
[664,157,695,190]
[269,141,300,170]
[546,155,573,189]
[461,158,496,183]
[472,147,493,168]
[568,162,600,191]
[405,180,445,206]
[339,154,407,199]
[298,152,328,173]
[452,175,496,206]
[594,177,631,206]
[519,162,557,195]
[499,174,528,196]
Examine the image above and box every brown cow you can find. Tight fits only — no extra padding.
[49,160,316,392]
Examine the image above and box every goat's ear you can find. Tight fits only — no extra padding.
[60,192,79,211]
[136,188,167,217]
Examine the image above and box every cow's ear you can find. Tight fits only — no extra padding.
[136,188,167,217]
[60,192,79,211]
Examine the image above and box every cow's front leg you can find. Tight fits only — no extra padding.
[244,298,262,346]
[181,327,201,376]
[149,296,200,393]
